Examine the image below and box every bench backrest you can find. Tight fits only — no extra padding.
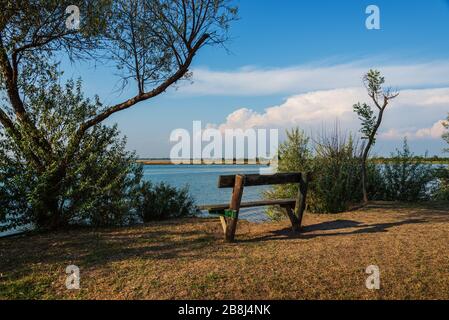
[218,172,302,188]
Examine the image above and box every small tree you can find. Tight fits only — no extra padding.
[443,114,449,152]
[353,70,399,203]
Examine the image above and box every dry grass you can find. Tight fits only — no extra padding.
[1,202,448,300]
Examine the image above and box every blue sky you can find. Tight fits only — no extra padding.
[63,0,449,157]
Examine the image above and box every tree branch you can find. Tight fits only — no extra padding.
[76,33,209,140]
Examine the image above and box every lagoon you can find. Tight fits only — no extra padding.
[143,164,270,222]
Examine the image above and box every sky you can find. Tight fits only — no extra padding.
[62,0,449,157]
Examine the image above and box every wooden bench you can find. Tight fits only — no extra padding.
[199,172,311,242]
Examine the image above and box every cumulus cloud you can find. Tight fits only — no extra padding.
[212,87,449,141]
[178,60,449,96]
[215,88,364,131]
[381,120,447,140]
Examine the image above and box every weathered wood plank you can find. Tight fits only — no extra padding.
[295,172,311,230]
[198,199,297,212]
[225,175,245,242]
[218,173,302,188]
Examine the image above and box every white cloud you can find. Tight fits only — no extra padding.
[382,120,447,140]
[178,60,449,96]
[177,58,449,144]
[416,121,447,138]
[212,87,449,141]
[215,88,364,130]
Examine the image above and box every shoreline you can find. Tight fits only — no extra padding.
[136,159,449,165]
[136,160,271,165]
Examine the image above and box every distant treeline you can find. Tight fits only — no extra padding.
[137,157,449,165]
[136,159,271,165]
[372,156,449,164]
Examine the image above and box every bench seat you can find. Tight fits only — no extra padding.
[199,199,296,213]
[201,172,310,242]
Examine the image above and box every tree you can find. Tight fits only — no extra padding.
[0,78,143,231]
[0,0,237,230]
[443,113,449,152]
[353,70,399,203]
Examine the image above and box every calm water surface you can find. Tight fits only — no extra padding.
[143,164,270,222]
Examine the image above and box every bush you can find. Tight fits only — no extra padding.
[264,127,366,217]
[136,182,198,222]
[379,139,434,201]
[263,129,312,220]
[0,79,144,231]
[433,115,449,200]
[308,131,363,213]
[0,79,197,232]
[432,167,449,200]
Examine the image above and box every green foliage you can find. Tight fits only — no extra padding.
[136,182,198,222]
[363,69,385,99]
[0,79,142,231]
[432,167,449,201]
[433,114,449,200]
[308,131,363,213]
[263,129,312,220]
[353,102,376,141]
[443,114,449,153]
[264,128,366,217]
[0,0,228,232]
[353,69,399,202]
[0,78,196,232]
[379,139,434,202]
[365,160,385,200]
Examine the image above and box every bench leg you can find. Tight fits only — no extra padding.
[282,205,300,233]
[219,216,227,234]
[225,175,244,242]
[295,172,310,231]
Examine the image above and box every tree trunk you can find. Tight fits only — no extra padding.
[35,164,68,230]
[361,106,386,204]
[361,160,368,203]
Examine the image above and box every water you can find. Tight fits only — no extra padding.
[142,164,271,222]
[0,165,271,238]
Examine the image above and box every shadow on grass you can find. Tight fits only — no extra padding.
[0,219,222,274]
[238,218,427,243]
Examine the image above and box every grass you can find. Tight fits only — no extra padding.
[1,202,449,300]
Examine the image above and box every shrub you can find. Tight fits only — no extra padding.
[264,127,366,217]
[0,78,197,232]
[136,181,198,222]
[0,79,145,231]
[308,131,363,213]
[432,167,449,200]
[433,115,449,200]
[380,139,434,201]
[263,129,312,220]
[365,160,387,201]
